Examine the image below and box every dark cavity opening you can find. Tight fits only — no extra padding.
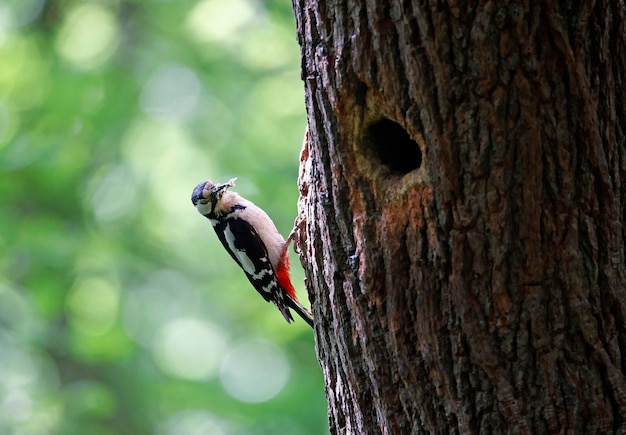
[365,119,422,174]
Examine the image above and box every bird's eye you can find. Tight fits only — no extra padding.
[198,199,209,205]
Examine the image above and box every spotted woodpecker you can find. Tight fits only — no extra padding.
[191,178,313,328]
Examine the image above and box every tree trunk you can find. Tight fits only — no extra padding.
[291,0,626,433]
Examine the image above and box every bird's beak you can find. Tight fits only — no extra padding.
[211,177,237,197]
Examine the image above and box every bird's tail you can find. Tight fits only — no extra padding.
[276,218,314,328]
[285,296,314,328]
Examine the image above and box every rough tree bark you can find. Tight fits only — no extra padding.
[291,0,626,433]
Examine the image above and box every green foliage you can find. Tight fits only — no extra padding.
[0,0,327,433]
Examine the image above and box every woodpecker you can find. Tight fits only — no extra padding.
[191,178,313,328]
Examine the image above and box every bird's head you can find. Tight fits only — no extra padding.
[191,178,237,215]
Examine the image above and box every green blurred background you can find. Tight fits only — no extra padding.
[0,0,328,433]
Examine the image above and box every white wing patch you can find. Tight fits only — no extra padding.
[262,282,277,293]
[252,267,272,280]
[224,225,256,275]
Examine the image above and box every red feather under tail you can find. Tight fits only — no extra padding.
[276,249,297,300]
[275,243,314,328]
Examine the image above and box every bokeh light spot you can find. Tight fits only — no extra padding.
[5,0,44,27]
[0,283,38,341]
[140,64,202,122]
[185,0,258,44]
[0,343,37,391]
[66,277,119,336]
[88,164,138,224]
[238,24,294,70]
[220,338,290,403]
[55,3,119,69]
[0,5,12,45]
[1,389,33,422]
[153,317,227,381]
[123,270,201,347]
[0,35,50,110]
[0,337,63,431]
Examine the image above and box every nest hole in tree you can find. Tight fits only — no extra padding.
[364,119,422,174]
